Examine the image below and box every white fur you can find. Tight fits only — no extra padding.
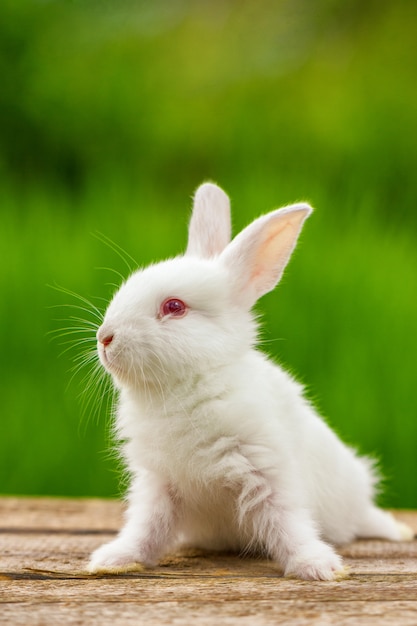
[89,183,412,580]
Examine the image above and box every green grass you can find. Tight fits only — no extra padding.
[1,0,416,506]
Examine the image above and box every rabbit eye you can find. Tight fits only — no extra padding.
[160,298,188,318]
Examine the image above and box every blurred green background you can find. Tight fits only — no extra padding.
[1,0,416,507]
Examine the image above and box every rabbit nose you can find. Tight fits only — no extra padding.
[102,334,114,347]
[97,326,114,347]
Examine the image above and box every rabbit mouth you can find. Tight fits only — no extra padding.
[98,344,120,374]
[98,343,139,385]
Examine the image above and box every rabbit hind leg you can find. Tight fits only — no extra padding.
[356,505,414,541]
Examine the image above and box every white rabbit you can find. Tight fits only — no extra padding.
[88,183,413,580]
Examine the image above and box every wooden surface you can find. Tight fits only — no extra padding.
[1,498,417,625]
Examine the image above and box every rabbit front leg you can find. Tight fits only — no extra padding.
[233,453,344,581]
[213,442,344,581]
[250,499,344,580]
[88,472,177,573]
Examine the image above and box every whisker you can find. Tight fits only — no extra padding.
[48,327,97,338]
[58,339,97,359]
[78,364,111,425]
[66,350,98,391]
[48,283,103,322]
[90,295,116,304]
[70,349,99,367]
[95,266,126,285]
[48,303,103,321]
[104,282,123,291]
[50,279,115,432]
[50,304,103,328]
[92,231,138,275]
[66,315,100,327]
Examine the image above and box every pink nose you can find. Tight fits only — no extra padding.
[101,334,114,347]
[97,326,114,347]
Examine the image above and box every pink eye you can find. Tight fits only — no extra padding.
[160,298,188,318]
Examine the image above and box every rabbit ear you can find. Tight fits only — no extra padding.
[186,183,231,258]
[220,203,312,308]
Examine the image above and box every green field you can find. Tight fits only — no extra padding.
[1,0,416,507]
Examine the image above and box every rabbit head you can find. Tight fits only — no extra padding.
[97,183,311,389]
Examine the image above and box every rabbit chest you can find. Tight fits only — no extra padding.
[117,387,240,487]
[116,378,295,516]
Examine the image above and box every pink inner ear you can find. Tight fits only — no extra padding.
[250,220,299,290]
[221,204,312,309]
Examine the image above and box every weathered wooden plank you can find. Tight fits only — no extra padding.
[2,532,417,580]
[1,600,417,626]
[0,497,122,531]
[0,498,416,625]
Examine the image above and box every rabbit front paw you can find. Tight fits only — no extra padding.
[88,538,149,574]
[284,541,345,581]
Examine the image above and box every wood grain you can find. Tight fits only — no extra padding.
[1,498,416,625]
